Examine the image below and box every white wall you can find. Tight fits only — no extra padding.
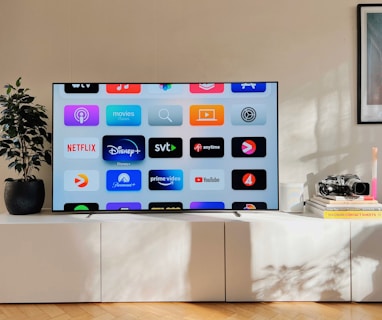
[0,0,381,211]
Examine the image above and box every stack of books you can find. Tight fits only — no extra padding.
[305,195,382,219]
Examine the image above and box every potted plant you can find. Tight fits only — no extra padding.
[0,77,52,214]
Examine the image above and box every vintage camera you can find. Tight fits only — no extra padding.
[317,174,370,197]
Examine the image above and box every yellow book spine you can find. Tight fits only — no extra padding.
[323,210,382,219]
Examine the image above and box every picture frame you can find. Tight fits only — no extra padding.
[357,4,382,124]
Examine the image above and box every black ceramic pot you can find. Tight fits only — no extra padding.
[4,179,45,215]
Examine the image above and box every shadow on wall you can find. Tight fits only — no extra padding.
[279,63,380,200]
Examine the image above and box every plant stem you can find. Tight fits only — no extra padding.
[20,134,28,180]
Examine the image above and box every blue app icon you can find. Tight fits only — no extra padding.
[103,136,145,161]
[231,82,266,93]
[106,170,141,191]
[106,105,141,126]
[149,169,183,190]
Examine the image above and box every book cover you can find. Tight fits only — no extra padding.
[309,197,382,209]
[321,194,374,201]
[305,202,382,219]
[312,195,378,205]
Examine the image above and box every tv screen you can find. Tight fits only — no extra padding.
[52,82,278,212]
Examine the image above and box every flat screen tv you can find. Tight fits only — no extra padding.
[52,82,278,212]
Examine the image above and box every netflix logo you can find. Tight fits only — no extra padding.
[67,144,96,152]
[64,138,99,159]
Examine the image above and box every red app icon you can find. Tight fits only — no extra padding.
[190,83,224,93]
[106,84,141,94]
[195,177,203,183]
[242,140,256,155]
[74,173,89,188]
[242,173,256,187]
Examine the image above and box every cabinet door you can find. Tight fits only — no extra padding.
[225,218,351,301]
[351,221,382,301]
[0,223,101,303]
[101,220,225,301]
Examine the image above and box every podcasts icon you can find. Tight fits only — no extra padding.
[64,105,99,126]
[74,107,90,124]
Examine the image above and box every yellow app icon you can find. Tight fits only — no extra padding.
[189,105,224,126]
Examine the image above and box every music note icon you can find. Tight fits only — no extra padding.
[106,84,141,94]
[117,84,130,91]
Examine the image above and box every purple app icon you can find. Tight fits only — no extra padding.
[106,202,142,211]
[64,105,99,126]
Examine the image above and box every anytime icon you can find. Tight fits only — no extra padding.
[190,138,224,158]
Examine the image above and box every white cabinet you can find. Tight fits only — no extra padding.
[2,211,381,303]
[351,221,382,302]
[99,214,226,302]
[0,214,101,303]
[225,213,351,301]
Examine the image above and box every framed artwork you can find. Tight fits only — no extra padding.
[357,4,382,124]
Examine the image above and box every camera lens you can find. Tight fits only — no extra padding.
[353,182,369,195]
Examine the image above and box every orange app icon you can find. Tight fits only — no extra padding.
[106,84,141,94]
[189,105,224,126]
[74,173,89,188]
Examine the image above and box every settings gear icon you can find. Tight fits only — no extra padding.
[241,107,256,122]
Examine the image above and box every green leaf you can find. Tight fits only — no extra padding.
[44,151,52,164]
